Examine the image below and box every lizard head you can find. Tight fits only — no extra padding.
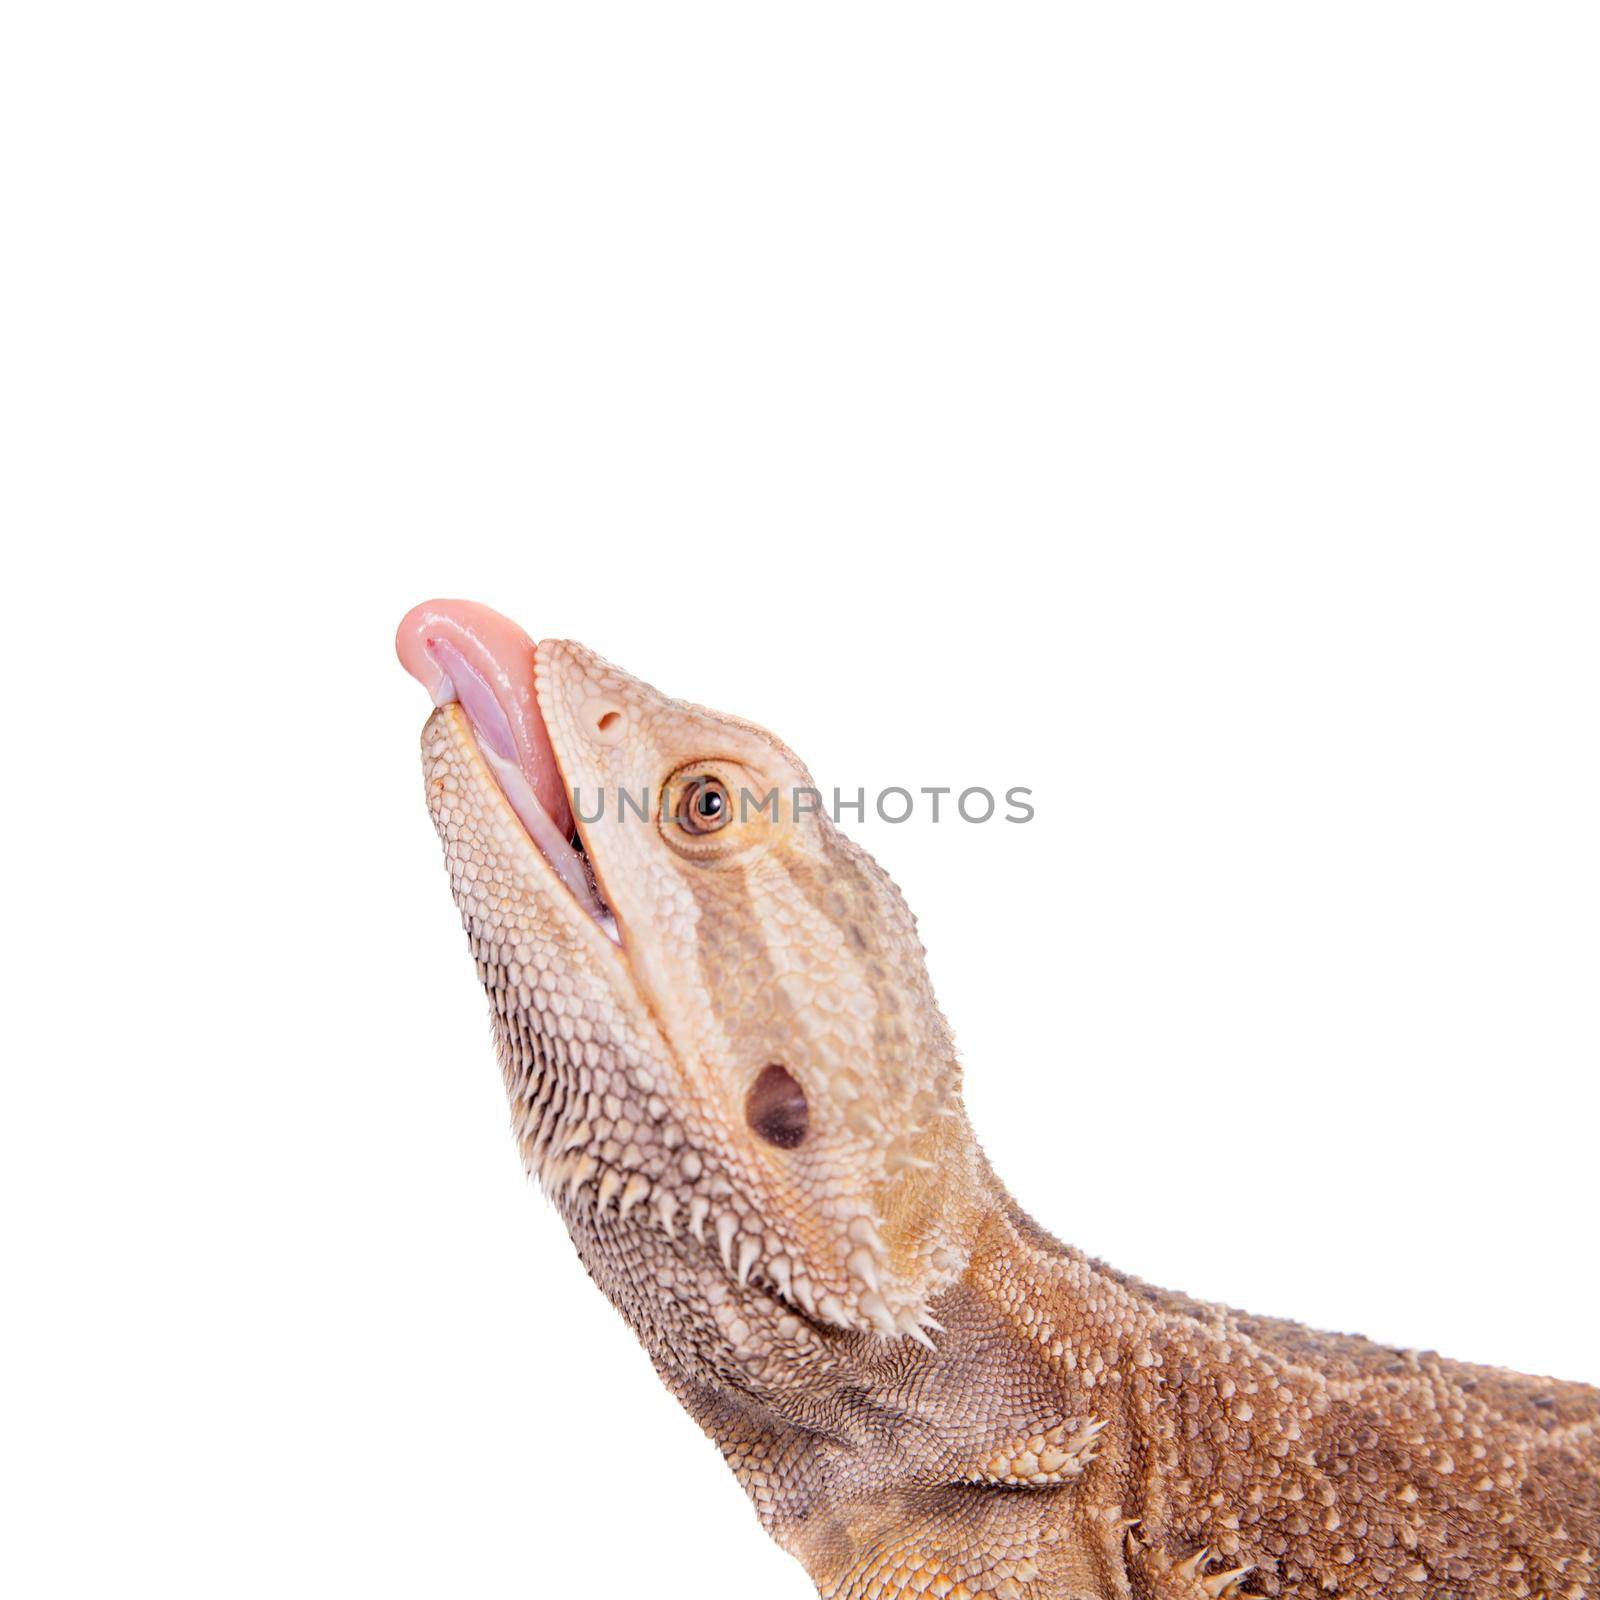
[398,600,976,1352]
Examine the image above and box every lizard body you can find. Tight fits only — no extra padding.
[398,601,1598,1599]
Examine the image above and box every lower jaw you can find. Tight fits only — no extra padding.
[475,734,620,942]
[444,704,621,943]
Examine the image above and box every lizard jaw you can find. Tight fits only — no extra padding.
[397,600,620,942]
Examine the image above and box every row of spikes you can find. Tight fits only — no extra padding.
[1124,1525,1252,1600]
[536,1144,946,1348]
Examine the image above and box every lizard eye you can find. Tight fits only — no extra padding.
[676,775,732,835]
[746,1063,809,1149]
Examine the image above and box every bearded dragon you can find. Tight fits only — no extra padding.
[397,599,1598,1600]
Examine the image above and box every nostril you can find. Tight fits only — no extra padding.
[584,699,627,744]
[746,1064,809,1149]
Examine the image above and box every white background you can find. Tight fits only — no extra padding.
[4,5,1597,1596]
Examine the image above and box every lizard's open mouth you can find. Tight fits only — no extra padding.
[396,600,621,944]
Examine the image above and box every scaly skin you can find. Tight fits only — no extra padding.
[407,628,1598,1599]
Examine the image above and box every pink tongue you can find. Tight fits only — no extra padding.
[395,600,574,840]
